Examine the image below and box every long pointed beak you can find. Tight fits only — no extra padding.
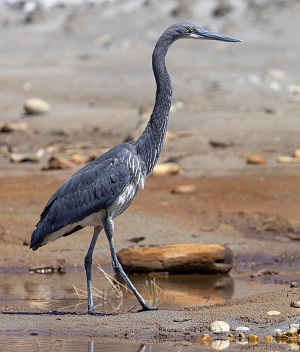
[197,29,241,42]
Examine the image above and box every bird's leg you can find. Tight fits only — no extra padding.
[103,216,157,312]
[84,225,102,315]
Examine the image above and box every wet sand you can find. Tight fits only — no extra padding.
[0,0,300,346]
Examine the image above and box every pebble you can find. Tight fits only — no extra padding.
[292,149,300,158]
[290,301,300,308]
[42,155,73,170]
[286,327,298,337]
[24,98,50,115]
[152,162,181,176]
[289,323,299,329]
[210,340,230,350]
[235,326,250,332]
[210,321,230,334]
[267,310,281,315]
[10,149,44,163]
[246,155,266,165]
[69,153,92,164]
[171,184,196,194]
[276,156,300,163]
[0,121,28,132]
[265,67,285,79]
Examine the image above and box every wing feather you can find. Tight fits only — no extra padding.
[30,143,141,250]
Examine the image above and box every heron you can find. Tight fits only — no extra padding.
[30,22,240,314]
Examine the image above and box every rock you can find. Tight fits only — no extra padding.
[246,155,266,165]
[286,327,298,337]
[152,162,181,176]
[265,68,285,79]
[42,155,73,170]
[117,244,233,274]
[292,149,300,158]
[212,0,233,17]
[170,100,185,113]
[69,153,92,164]
[290,301,300,308]
[267,310,281,315]
[250,269,278,278]
[10,149,44,163]
[0,121,28,132]
[288,84,300,98]
[209,321,230,333]
[127,236,145,244]
[171,184,196,194]
[235,326,250,332]
[209,139,233,148]
[276,156,300,163]
[24,98,50,115]
[94,34,113,47]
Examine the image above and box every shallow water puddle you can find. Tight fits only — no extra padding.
[0,267,292,312]
[0,335,296,352]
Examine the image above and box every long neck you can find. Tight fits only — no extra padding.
[135,33,173,175]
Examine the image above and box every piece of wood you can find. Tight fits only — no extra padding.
[117,243,233,274]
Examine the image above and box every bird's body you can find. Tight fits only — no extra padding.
[30,22,240,314]
[31,142,146,249]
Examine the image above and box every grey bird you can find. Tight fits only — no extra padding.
[30,22,241,314]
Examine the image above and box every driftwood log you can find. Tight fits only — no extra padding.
[117,244,233,274]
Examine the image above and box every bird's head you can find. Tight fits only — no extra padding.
[173,22,241,43]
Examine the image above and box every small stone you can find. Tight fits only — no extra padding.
[209,139,233,148]
[292,149,300,158]
[0,121,28,133]
[289,324,299,329]
[152,162,181,176]
[24,98,50,115]
[210,340,230,350]
[248,334,259,344]
[290,282,299,288]
[171,184,196,194]
[170,100,185,113]
[10,149,44,163]
[235,326,250,332]
[246,155,266,165]
[267,310,281,315]
[210,321,230,334]
[94,34,113,47]
[69,153,91,164]
[42,155,73,170]
[286,327,298,337]
[290,301,300,308]
[276,156,300,163]
[266,68,285,79]
[288,84,300,97]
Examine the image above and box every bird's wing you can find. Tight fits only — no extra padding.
[31,148,135,246]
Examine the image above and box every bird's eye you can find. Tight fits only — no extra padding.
[188,27,195,33]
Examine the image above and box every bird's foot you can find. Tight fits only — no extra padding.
[88,308,112,316]
[131,304,158,313]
